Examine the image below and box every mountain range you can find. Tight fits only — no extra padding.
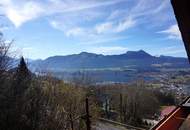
[29,50,189,72]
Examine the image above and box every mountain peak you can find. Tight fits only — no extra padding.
[79,52,97,56]
[80,52,88,54]
[78,52,102,58]
[126,50,147,53]
[138,49,146,53]
[125,50,152,58]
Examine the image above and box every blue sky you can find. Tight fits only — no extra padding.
[0,0,187,59]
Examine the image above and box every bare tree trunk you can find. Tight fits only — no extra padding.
[69,113,74,130]
[85,98,91,130]
[105,98,109,119]
[119,94,123,123]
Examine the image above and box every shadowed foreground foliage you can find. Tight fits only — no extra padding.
[0,57,99,130]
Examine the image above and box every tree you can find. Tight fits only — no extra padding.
[0,32,14,130]
[3,57,32,130]
[12,57,31,97]
[0,32,12,82]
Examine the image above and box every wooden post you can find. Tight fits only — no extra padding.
[105,98,109,119]
[120,94,123,123]
[69,113,74,130]
[85,97,91,130]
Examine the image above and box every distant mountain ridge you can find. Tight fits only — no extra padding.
[29,50,189,72]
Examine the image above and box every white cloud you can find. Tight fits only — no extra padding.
[93,0,167,35]
[50,17,135,37]
[95,22,113,34]
[159,24,182,40]
[107,0,170,29]
[115,18,136,32]
[65,27,85,37]
[53,0,127,13]
[107,10,122,20]
[90,46,128,55]
[130,0,169,17]
[2,1,44,27]
[50,20,88,37]
[94,18,136,34]
[0,0,126,28]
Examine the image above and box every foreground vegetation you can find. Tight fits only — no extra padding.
[0,57,100,130]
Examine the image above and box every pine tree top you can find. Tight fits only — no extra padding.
[16,56,31,78]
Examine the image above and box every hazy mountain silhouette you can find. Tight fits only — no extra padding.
[29,50,189,72]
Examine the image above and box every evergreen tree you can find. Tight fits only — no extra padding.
[13,57,31,97]
[5,57,32,130]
